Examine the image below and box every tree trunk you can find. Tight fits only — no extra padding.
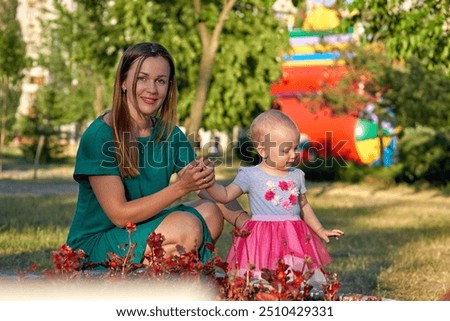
[0,75,9,173]
[186,0,237,146]
[186,50,215,144]
[32,134,45,180]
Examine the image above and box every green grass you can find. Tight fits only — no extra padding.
[0,194,77,272]
[1,159,449,300]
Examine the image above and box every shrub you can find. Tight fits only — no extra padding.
[336,162,370,183]
[14,109,66,163]
[298,157,342,181]
[396,126,449,186]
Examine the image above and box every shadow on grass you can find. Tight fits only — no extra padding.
[0,194,76,231]
[0,249,57,275]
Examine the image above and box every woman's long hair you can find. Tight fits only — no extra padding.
[111,43,177,177]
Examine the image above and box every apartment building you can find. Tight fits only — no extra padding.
[16,0,74,116]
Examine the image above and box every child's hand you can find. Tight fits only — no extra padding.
[191,157,215,178]
[194,157,214,171]
[317,228,344,243]
[198,157,216,185]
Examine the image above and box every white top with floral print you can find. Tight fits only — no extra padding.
[232,165,307,219]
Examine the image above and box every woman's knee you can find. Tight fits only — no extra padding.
[153,211,203,255]
[192,199,224,241]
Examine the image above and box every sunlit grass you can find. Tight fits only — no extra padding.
[0,227,69,271]
[378,237,450,300]
[0,195,76,272]
[1,163,449,300]
[300,182,450,300]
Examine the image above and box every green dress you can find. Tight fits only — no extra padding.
[67,116,213,267]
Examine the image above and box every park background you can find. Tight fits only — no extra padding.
[0,0,449,301]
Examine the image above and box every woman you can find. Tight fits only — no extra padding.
[67,42,249,267]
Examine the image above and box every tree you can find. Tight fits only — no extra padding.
[15,44,98,162]
[109,0,288,140]
[0,0,28,172]
[50,0,126,116]
[48,0,288,140]
[195,0,289,132]
[347,0,449,75]
[383,58,450,131]
[184,0,237,142]
[182,0,289,142]
[14,0,103,163]
[38,1,99,125]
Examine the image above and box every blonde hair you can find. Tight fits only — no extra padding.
[111,43,177,178]
[250,109,299,147]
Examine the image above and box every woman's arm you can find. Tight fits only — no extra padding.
[299,194,344,243]
[89,160,214,227]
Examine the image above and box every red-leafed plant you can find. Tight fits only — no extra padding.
[36,223,379,301]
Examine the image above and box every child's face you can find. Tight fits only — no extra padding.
[259,127,300,171]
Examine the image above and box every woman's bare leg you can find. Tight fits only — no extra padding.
[145,211,203,261]
[186,198,251,239]
[185,199,224,242]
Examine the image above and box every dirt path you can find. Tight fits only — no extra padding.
[0,180,78,195]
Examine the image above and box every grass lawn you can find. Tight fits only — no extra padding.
[0,153,449,300]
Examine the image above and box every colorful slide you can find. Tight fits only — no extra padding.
[271,65,348,96]
[270,16,397,166]
[273,98,397,166]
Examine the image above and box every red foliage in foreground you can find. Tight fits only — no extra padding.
[440,288,450,301]
[29,223,380,301]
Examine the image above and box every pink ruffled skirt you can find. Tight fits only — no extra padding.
[226,215,332,278]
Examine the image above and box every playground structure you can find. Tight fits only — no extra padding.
[270,6,397,166]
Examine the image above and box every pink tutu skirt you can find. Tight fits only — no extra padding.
[226,216,332,278]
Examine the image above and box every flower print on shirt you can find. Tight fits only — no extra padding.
[288,194,297,205]
[290,187,299,196]
[264,190,280,205]
[265,190,275,201]
[279,181,289,191]
[264,189,280,205]
[265,180,300,210]
[266,181,276,190]
[281,199,293,210]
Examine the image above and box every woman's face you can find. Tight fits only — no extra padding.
[122,56,170,118]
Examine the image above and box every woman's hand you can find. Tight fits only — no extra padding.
[177,158,215,192]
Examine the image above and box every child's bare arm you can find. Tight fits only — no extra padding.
[195,158,243,203]
[206,182,243,204]
[299,194,344,243]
